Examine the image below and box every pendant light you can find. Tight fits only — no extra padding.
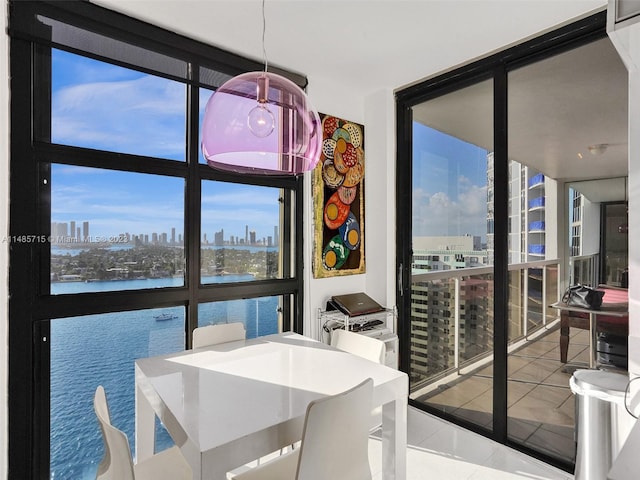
[201,0,321,175]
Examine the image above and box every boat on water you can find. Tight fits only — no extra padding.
[154,312,179,321]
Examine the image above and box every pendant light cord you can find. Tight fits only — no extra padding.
[261,0,268,72]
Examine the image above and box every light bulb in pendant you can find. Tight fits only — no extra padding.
[248,104,275,138]
[247,74,274,138]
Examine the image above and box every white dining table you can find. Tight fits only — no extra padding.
[135,332,408,480]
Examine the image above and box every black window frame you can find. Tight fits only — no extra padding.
[395,9,607,473]
[8,1,306,477]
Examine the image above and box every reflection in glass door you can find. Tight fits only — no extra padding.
[408,79,495,432]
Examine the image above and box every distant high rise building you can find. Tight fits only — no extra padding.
[70,221,76,241]
[214,229,224,246]
[82,221,89,241]
[245,225,249,244]
[171,227,176,245]
[249,230,256,245]
[408,151,502,382]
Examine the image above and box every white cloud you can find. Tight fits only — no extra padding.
[52,76,186,158]
[412,175,488,239]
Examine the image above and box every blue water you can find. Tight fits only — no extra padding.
[50,276,278,479]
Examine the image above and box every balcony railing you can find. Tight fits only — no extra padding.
[569,253,600,287]
[409,259,559,394]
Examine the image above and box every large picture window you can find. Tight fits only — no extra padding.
[9,2,305,478]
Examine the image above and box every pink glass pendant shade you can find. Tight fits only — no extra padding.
[202,71,322,175]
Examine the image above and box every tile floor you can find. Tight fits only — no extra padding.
[369,406,574,480]
[411,325,593,464]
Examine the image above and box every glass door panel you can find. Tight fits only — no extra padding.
[408,79,494,431]
[505,44,596,464]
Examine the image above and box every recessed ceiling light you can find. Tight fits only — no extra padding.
[588,144,608,155]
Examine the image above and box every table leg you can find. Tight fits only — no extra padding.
[381,396,407,479]
[589,312,596,369]
[134,378,156,463]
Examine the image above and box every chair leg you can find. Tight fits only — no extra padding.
[560,325,569,363]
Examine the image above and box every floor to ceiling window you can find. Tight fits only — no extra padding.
[406,79,495,432]
[9,2,304,478]
[396,10,627,472]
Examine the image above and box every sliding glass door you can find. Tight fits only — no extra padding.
[407,79,495,432]
[396,12,625,472]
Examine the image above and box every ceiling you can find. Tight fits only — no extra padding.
[412,37,629,188]
[91,0,627,189]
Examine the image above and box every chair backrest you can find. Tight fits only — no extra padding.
[295,378,373,480]
[94,385,136,480]
[330,329,385,364]
[192,322,246,348]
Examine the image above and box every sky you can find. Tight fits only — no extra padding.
[412,121,489,241]
[51,49,279,242]
[51,48,489,243]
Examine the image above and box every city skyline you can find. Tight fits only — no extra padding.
[50,219,279,247]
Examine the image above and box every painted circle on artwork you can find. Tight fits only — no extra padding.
[332,127,351,144]
[323,116,340,138]
[338,211,361,250]
[343,123,362,148]
[342,142,358,167]
[337,185,357,205]
[333,150,349,174]
[322,235,349,270]
[343,160,363,187]
[322,138,336,159]
[322,160,344,189]
[323,191,349,230]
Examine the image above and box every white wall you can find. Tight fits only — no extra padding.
[302,80,397,341]
[302,78,366,339]
[626,64,640,375]
[1,0,9,476]
[607,3,640,377]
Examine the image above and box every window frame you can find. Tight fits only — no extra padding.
[395,8,607,473]
[8,1,306,477]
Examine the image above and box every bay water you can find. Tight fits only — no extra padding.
[50,275,278,479]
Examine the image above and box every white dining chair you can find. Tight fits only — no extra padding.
[330,328,386,364]
[331,328,385,430]
[93,385,191,480]
[230,378,374,480]
[192,322,246,348]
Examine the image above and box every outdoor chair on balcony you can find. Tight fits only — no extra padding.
[192,322,246,348]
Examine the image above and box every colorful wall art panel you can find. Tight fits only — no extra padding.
[312,114,365,278]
